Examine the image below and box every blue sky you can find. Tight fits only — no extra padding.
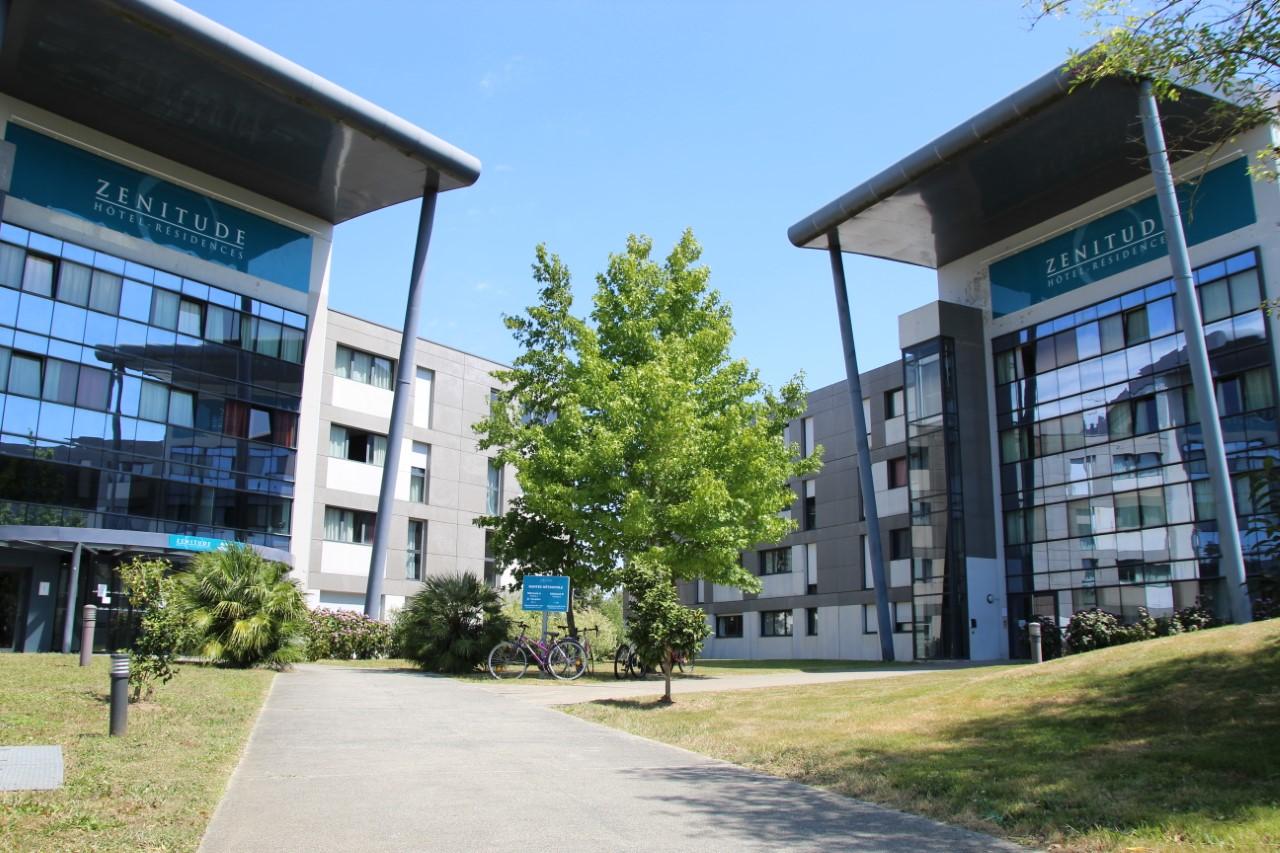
[186,1,1085,392]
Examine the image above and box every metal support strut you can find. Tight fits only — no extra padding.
[1137,80,1252,624]
[827,233,896,660]
[365,182,441,620]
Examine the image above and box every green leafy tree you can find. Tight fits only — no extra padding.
[623,559,712,702]
[1036,0,1280,177]
[118,556,192,701]
[475,230,819,699]
[393,572,510,673]
[175,544,307,668]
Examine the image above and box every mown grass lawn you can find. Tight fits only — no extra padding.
[451,656,902,685]
[0,654,273,852]
[566,620,1280,852]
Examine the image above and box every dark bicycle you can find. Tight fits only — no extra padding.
[488,622,587,680]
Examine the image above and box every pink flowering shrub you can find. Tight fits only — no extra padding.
[304,608,393,660]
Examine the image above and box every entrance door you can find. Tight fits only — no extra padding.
[0,570,23,651]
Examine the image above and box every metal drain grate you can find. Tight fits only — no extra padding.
[0,745,64,791]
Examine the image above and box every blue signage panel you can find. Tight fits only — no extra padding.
[990,158,1256,318]
[521,576,570,613]
[5,125,314,293]
[167,534,229,553]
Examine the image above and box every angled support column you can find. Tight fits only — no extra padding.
[1138,80,1252,623]
[365,181,440,619]
[827,232,895,660]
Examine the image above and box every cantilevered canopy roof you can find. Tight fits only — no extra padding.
[0,0,481,224]
[788,68,1242,268]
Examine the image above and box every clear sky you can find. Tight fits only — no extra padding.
[185,1,1086,392]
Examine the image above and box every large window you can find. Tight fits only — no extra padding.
[323,507,375,544]
[803,480,816,530]
[888,457,908,489]
[889,527,912,561]
[483,532,500,588]
[806,607,819,636]
[335,344,393,390]
[760,610,792,637]
[329,424,388,466]
[487,461,503,515]
[759,547,790,575]
[863,602,913,634]
[406,520,425,580]
[715,614,743,638]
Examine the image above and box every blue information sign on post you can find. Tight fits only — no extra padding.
[521,576,570,613]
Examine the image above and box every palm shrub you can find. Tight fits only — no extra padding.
[175,543,307,668]
[393,572,509,673]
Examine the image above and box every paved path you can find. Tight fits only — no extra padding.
[201,665,1023,852]
[478,663,975,706]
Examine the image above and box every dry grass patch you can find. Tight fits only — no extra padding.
[1,654,272,852]
[566,621,1280,852]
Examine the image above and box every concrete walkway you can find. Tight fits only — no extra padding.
[479,662,976,706]
[200,665,1024,853]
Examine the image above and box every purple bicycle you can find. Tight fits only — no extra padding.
[488,622,587,680]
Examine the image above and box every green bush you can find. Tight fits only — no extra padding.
[118,556,193,701]
[393,573,510,673]
[175,544,307,668]
[304,609,392,660]
[1029,615,1063,660]
[1117,607,1159,644]
[1175,604,1218,631]
[1064,608,1123,653]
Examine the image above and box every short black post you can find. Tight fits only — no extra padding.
[1028,621,1044,665]
[109,654,129,736]
[79,605,96,667]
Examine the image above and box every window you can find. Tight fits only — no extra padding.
[21,254,53,296]
[138,380,170,421]
[863,602,913,634]
[483,532,500,588]
[406,520,425,580]
[803,479,816,530]
[885,388,904,419]
[889,527,912,561]
[329,424,388,466]
[759,547,790,575]
[806,607,819,636]
[760,610,792,637]
[487,460,503,515]
[224,400,297,447]
[716,614,743,638]
[57,262,91,306]
[801,417,815,457]
[888,457,908,489]
[324,507,375,544]
[335,344,394,390]
[8,352,41,397]
[150,289,203,334]
[410,467,427,502]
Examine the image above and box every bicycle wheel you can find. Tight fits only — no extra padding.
[626,649,645,679]
[488,641,528,679]
[547,640,587,681]
[613,643,632,680]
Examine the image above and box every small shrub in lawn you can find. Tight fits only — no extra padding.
[1064,608,1123,653]
[1154,614,1184,637]
[1174,604,1218,632]
[304,609,392,660]
[1117,607,1159,644]
[118,556,194,701]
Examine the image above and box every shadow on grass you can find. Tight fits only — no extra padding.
[779,636,1280,841]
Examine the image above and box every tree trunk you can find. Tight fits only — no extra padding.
[566,596,578,639]
[660,649,673,703]
[564,534,578,638]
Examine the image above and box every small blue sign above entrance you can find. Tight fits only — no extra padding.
[167,534,230,553]
[5,125,314,293]
[990,158,1256,318]
[521,576,570,613]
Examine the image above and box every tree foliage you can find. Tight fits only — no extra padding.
[174,544,307,668]
[1036,0,1280,177]
[623,559,713,702]
[118,556,192,701]
[393,573,510,673]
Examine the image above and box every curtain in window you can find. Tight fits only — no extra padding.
[76,366,110,410]
[0,244,24,288]
[329,425,348,458]
[89,271,122,314]
[1245,369,1273,410]
[223,399,249,438]
[57,262,91,306]
[138,381,169,422]
[177,299,203,337]
[335,345,352,379]
[42,358,79,404]
[272,412,298,449]
[204,305,237,344]
[254,319,282,358]
[350,349,371,384]
[22,256,53,296]
[0,348,9,393]
[410,468,426,502]
[168,389,194,427]
[150,289,180,329]
[9,353,42,397]
[370,356,392,390]
[367,434,387,466]
[280,327,305,363]
[324,507,351,542]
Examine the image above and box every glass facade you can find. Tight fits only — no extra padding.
[0,224,306,548]
[992,249,1276,654]
[904,337,968,659]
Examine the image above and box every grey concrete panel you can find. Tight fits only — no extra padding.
[0,746,63,791]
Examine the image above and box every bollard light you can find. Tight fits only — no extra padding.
[79,605,96,667]
[109,653,129,736]
[1028,621,1044,665]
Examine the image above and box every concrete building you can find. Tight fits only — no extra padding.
[0,0,479,652]
[696,68,1280,662]
[302,310,514,615]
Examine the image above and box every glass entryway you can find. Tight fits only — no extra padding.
[0,569,25,651]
